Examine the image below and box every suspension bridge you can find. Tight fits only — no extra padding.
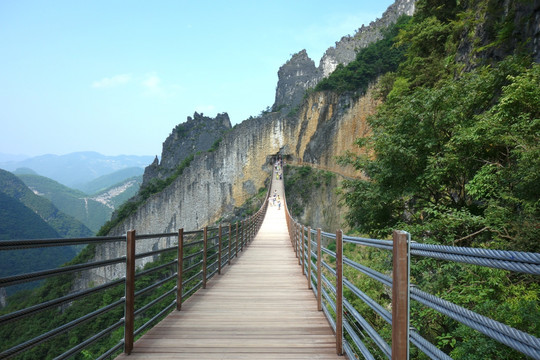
[1,167,539,360]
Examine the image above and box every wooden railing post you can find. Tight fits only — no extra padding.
[177,228,184,311]
[298,223,301,266]
[240,220,244,252]
[317,228,322,311]
[336,229,343,355]
[392,230,410,360]
[124,230,136,355]
[307,226,312,289]
[300,225,305,272]
[218,224,222,274]
[202,226,208,289]
[228,223,232,265]
[235,222,239,258]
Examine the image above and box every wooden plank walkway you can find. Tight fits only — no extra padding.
[116,179,343,359]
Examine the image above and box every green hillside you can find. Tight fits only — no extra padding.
[18,174,111,233]
[0,174,81,295]
[0,170,93,238]
[17,173,142,233]
[76,167,144,194]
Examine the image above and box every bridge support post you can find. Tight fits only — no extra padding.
[317,228,322,311]
[124,230,136,355]
[218,224,222,275]
[307,227,312,289]
[392,230,410,360]
[336,229,343,355]
[297,223,301,265]
[235,222,239,259]
[300,225,305,271]
[203,227,208,289]
[177,228,184,311]
[228,223,232,265]
[240,220,244,252]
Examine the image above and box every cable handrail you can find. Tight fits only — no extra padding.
[282,171,540,359]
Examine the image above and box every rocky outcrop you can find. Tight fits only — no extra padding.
[273,0,416,111]
[273,50,323,113]
[320,0,416,76]
[142,112,232,187]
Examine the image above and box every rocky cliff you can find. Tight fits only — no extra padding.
[273,0,416,112]
[76,0,412,289]
[142,112,231,187]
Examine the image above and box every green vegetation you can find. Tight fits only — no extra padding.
[284,165,335,217]
[0,247,186,359]
[208,137,222,152]
[332,1,539,358]
[315,15,410,94]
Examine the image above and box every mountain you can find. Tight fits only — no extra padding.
[0,169,93,238]
[0,170,88,296]
[77,167,143,195]
[0,151,153,189]
[17,172,142,233]
[142,112,231,187]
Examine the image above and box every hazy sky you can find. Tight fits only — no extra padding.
[1,0,395,157]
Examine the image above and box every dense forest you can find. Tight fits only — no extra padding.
[318,0,539,358]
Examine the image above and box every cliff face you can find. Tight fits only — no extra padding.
[75,86,380,289]
[142,112,231,187]
[76,0,409,289]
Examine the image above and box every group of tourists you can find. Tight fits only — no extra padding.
[271,190,281,210]
[274,156,283,181]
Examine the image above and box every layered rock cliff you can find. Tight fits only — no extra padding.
[142,112,231,187]
[76,0,414,288]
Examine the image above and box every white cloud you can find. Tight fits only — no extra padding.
[142,74,162,93]
[92,74,132,88]
[141,73,181,98]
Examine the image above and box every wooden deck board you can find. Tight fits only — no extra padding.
[116,180,344,359]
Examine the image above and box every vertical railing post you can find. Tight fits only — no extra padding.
[317,228,322,311]
[177,228,184,311]
[235,222,239,258]
[202,226,208,289]
[228,223,232,265]
[336,229,343,355]
[240,220,244,252]
[307,226,312,289]
[124,230,136,355]
[218,224,222,274]
[300,225,305,271]
[392,230,410,360]
[298,224,301,266]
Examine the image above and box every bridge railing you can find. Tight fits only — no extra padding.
[283,198,540,360]
[0,194,269,359]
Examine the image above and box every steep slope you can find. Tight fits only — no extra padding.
[77,167,143,195]
[0,172,82,296]
[0,169,93,238]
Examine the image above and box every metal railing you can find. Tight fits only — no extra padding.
[283,197,540,359]
[0,194,269,359]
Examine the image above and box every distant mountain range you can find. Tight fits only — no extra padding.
[0,165,143,295]
[16,171,142,233]
[0,151,153,189]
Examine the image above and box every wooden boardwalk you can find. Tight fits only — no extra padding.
[116,179,342,359]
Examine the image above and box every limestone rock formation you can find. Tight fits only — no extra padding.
[142,112,232,186]
[273,0,416,111]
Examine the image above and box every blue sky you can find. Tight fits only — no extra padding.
[1,0,395,157]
